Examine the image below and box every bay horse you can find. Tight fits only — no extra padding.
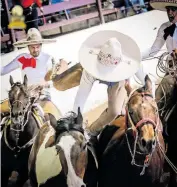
[1,75,46,187]
[28,107,98,187]
[156,50,177,187]
[98,75,165,187]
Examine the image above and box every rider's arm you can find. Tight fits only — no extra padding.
[0,58,20,75]
[142,23,167,60]
[73,69,96,114]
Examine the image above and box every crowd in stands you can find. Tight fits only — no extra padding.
[1,0,152,40]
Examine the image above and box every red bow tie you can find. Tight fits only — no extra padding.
[18,56,36,69]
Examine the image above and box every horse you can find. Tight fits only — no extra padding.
[155,50,177,187]
[28,107,98,187]
[98,75,165,187]
[1,75,47,187]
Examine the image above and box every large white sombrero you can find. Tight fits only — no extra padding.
[150,0,177,11]
[79,30,141,82]
[13,28,56,47]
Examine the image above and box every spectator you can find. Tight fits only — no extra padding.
[112,0,137,17]
[50,0,64,22]
[103,0,136,17]
[42,0,50,6]
[131,0,147,13]
[15,0,44,33]
[48,0,73,23]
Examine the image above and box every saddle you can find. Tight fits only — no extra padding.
[0,98,61,122]
[39,100,62,120]
[52,63,83,91]
[0,99,9,114]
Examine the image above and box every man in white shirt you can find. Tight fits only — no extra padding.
[73,30,141,141]
[143,0,177,58]
[0,28,67,119]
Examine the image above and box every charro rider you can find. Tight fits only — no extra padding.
[142,0,177,58]
[73,30,141,144]
[0,28,68,119]
[142,1,177,102]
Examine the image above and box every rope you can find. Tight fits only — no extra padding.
[125,88,161,175]
[156,83,167,113]
[125,131,155,176]
[157,137,177,174]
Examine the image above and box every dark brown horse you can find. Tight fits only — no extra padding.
[156,50,177,187]
[98,75,165,187]
[1,75,45,187]
[28,108,98,187]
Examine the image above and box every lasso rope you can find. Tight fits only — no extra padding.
[157,136,177,174]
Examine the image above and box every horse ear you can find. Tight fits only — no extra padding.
[23,75,28,87]
[125,80,132,96]
[76,107,83,125]
[9,75,14,86]
[144,75,152,93]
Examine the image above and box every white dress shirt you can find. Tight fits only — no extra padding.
[173,22,177,49]
[1,52,53,85]
[142,21,177,59]
[1,52,53,96]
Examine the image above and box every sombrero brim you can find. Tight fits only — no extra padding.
[79,30,141,82]
[150,1,177,11]
[13,39,57,47]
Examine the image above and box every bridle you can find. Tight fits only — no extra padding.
[125,89,161,175]
[126,91,160,130]
[10,99,32,132]
[8,82,36,132]
[4,83,39,156]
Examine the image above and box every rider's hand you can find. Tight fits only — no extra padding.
[54,59,68,75]
[59,59,69,74]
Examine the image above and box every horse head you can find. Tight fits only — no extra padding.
[125,75,160,154]
[8,75,43,130]
[8,75,30,126]
[55,108,87,187]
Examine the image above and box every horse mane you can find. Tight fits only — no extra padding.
[55,112,84,137]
